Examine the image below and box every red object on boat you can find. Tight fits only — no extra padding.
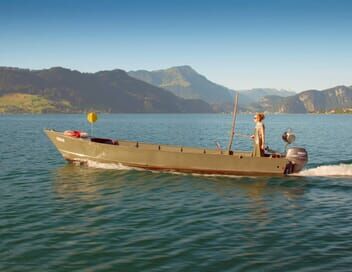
[64,130,88,138]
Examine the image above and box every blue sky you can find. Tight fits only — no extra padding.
[0,0,351,91]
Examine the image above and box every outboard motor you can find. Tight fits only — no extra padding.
[282,129,308,173]
[286,147,308,173]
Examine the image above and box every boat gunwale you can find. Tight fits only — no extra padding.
[46,129,257,158]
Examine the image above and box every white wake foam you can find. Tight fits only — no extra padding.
[296,164,352,177]
[86,160,134,170]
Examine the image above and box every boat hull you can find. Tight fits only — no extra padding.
[45,129,294,176]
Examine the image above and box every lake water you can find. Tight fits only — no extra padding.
[1,114,352,271]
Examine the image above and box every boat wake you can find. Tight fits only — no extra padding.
[295,163,352,177]
[86,160,135,170]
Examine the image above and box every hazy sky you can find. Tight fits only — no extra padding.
[1,0,351,91]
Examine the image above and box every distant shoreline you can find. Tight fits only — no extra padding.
[1,112,351,115]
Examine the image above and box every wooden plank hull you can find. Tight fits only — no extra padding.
[45,129,293,176]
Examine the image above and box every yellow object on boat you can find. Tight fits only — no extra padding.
[87,112,98,124]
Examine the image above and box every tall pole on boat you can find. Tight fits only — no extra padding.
[227,93,239,152]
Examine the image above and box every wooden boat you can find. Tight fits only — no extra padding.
[44,128,308,176]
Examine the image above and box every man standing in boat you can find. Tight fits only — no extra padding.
[252,113,265,157]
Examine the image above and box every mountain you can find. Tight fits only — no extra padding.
[1,66,350,114]
[238,88,296,105]
[128,66,298,111]
[128,65,235,105]
[252,86,352,113]
[0,67,213,113]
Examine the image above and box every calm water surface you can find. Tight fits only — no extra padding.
[1,114,352,271]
